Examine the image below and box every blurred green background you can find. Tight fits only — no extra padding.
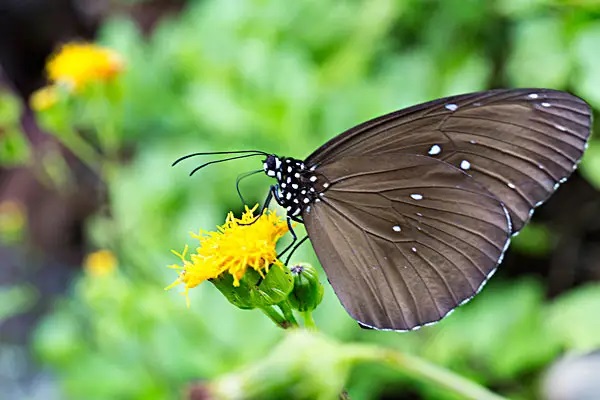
[2,0,600,399]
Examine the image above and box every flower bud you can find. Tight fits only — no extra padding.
[212,265,293,309]
[288,263,324,312]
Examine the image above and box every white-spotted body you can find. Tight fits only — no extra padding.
[263,155,326,217]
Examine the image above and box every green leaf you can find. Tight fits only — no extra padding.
[579,139,600,190]
[0,285,37,321]
[511,222,554,256]
[506,17,570,87]
[0,128,31,166]
[547,284,600,351]
[0,90,21,124]
[573,22,600,109]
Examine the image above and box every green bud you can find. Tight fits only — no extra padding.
[288,263,324,312]
[211,266,294,309]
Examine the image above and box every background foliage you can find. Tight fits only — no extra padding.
[2,0,600,399]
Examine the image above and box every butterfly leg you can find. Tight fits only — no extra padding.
[239,185,277,226]
[283,235,310,266]
[276,217,298,260]
[235,169,263,205]
[258,185,276,215]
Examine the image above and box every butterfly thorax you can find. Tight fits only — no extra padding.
[263,155,327,217]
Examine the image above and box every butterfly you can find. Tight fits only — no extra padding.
[180,88,592,331]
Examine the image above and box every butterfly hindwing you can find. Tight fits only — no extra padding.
[303,154,510,330]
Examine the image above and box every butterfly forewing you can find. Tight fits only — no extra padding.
[303,154,510,330]
[306,89,592,233]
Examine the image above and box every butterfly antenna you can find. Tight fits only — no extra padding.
[172,150,268,167]
[188,153,265,176]
[235,169,263,205]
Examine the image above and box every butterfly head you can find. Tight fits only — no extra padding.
[263,155,325,217]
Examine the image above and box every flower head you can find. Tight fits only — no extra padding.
[0,200,27,243]
[29,42,124,111]
[46,42,124,90]
[29,86,59,111]
[166,205,290,306]
[84,249,118,277]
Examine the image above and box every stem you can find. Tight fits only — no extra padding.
[277,301,299,328]
[259,306,288,328]
[302,311,317,330]
[349,345,507,400]
[58,127,102,173]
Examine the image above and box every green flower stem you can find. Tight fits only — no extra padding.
[259,306,288,328]
[277,301,299,328]
[57,127,102,173]
[200,330,506,400]
[302,311,317,330]
[348,344,507,400]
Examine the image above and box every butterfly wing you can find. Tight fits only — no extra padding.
[303,154,510,330]
[306,89,592,233]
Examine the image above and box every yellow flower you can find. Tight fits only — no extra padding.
[46,42,124,90]
[84,249,118,277]
[29,42,124,111]
[166,205,290,306]
[29,86,59,111]
[0,200,27,242]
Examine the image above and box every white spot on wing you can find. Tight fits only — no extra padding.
[410,194,423,200]
[528,93,538,99]
[507,182,516,189]
[392,225,401,232]
[428,144,442,156]
[310,176,317,182]
[460,160,471,170]
[469,140,477,144]
[541,102,551,107]
[556,125,567,131]
[275,159,281,169]
[323,183,329,188]
[411,247,417,252]
[445,103,458,111]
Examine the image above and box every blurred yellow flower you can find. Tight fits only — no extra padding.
[29,86,59,111]
[0,200,27,242]
[166,205,290,306]
[29,42,124,111]
[47,42,124,90]
[84,249,118,277]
